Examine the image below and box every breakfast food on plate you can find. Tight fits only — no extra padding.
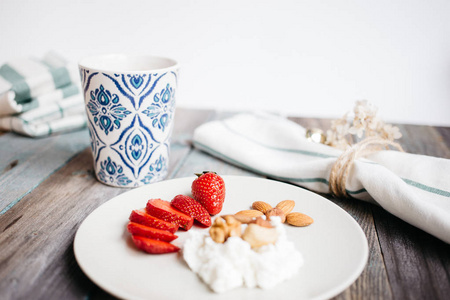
[183,215,304,293]
[125,173,314,293]
[191,171,226,215]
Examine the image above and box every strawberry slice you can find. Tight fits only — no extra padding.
[127,222,178,242]
[129,209,178,234]
[171,194,212,227]
[146,199,194,230]
[131,235,180,254]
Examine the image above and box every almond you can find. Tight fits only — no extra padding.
[265,207,286,223]
[251,201,272,214]
[276,200,296,215]
[286,212,314,227]
[235,209,263,219]
[231,214,254,224]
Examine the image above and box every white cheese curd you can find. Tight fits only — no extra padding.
[182,217,303,293]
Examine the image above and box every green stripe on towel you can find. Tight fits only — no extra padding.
[50,67,72,89]
[0,64,31,102]
[61,84,79,98]
[402,178,450,197]
[20,99,39,112]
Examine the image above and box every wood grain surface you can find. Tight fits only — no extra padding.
[0,108,449,300]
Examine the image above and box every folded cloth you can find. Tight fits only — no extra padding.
[192,113,450,244]
[0,95,87,137]
[0,51,86,137]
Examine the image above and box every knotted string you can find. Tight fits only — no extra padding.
[329,136,404,198]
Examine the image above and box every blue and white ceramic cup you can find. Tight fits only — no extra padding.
[79,54,178,187]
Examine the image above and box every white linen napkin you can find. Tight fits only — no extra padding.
[0,52,86,137]
[192,113,450,244]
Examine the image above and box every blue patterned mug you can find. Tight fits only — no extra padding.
[79,54,178,187]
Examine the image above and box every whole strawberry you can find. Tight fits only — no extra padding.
[191,172,225,215]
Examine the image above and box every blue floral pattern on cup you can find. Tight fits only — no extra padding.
[140,154,167,185]
[87,85,131,135]
[142,83,175,131]
[97,156,132,186]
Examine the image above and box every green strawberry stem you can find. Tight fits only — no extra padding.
[195,171,217,177]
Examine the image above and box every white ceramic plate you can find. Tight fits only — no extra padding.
[74,176,368,300]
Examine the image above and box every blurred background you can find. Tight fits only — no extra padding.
[1,0,449,126]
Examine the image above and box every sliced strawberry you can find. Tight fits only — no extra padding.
[127,222,178,242]
[129,209,178,234]
[171,194,212,227]
[131,235,180,254]
[146,199,194,230]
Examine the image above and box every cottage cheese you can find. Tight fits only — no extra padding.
[182,217,303,293]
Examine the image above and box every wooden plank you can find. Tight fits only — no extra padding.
[373,205,450,300]
[289,116,332,133]
[0,148,127,300]
[435,126,450,150]
[329,196,393,300]
[397,124,450,158]
[0,130,90,214]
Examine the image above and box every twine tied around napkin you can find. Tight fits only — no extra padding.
[329,136,404,198]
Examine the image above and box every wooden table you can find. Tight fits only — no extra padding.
[1,108,449,300]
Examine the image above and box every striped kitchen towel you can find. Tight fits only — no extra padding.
[193,112,450,244]
[0,52,87,137]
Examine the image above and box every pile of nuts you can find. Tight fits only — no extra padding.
[208,200,313,249]
[235,200,314,227]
